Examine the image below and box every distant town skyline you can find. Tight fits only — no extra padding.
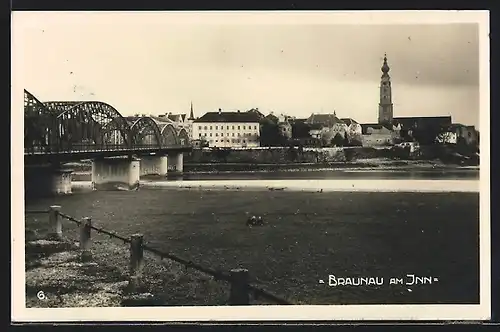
[14,12,482,128]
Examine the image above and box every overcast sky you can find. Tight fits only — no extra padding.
[13,12,484,128]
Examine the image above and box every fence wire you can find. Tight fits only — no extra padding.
[26,209,292,305]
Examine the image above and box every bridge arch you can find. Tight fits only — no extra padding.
[24,90,60,153]
[159,123,178,146]
[129,117,163,148]
[177,128,190,147]
[55,101,132,151]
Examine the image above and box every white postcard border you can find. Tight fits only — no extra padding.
[11,10,491,322]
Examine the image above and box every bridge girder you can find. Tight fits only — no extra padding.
[159,123,179,146]
[128,116,163,147]
[24,90,191,155]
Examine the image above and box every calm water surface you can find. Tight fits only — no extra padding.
[177,169,479,181]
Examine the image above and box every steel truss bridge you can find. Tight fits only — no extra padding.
[24,90,192,164]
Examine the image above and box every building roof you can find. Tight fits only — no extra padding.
[447,123,477,132]
[246,108,265,119]
[340,118,359,126]
[361,123,393,134]
[193,110,262,123]
[393,116,452,129]
[124,116,142,124]
[308,123,324,130]
[305,113,344,126]
[265,113,279,123]
[150,115,175,124]
[165,113,187,122]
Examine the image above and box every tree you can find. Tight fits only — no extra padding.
[343,134,350,146]
[399,128,414,142]
[198,138,209,148]
[259,118,288,147]
[435,131,456,145]
[214,147,231,162]
[291,121,312,139]
[412,127,440,145]
[331,133,344,147]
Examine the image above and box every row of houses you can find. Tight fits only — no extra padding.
[149,106,477,149]
[142,55,478,149]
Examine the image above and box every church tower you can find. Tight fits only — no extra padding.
[187,101,195,139]
[378,53,394,124]
[188,101,195,120]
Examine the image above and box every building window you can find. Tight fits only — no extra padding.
[199,133,202,137]
[221,133,224,137]
[215,140,218,143]
[198,126,202,130]
[210,133,212,137]
[215,133,218,137]
[210,126,212,130]
[232,125,235,130]
[204,126,207,130]
[254,125,257,130]
[243,125,246,130]
[232,133,234,137]
[237,133,240,137]
[227,126,229,130]
[238,126,240,130]
[215,126,218,130]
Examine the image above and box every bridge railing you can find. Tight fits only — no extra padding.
[24,144,191,155]
[25,206,292,306]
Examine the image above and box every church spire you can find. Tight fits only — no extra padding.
[378,53,393,124]
[381,53,390,76]
[188,101,195,120]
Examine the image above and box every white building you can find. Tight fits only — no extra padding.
[192,109,261,148]
[340,118,362,138]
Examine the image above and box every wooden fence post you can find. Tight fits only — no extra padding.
[48,205,62,240]
[128,234,144,292]
[229,268,250,305]
[79,217,92,261]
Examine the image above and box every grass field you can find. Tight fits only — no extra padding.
[25,189,480,305]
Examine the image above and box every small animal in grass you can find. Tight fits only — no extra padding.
[246,214,264,227]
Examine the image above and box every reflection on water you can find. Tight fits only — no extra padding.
[174,169,479,181]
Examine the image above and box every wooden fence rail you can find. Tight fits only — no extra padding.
[25,206,292,305]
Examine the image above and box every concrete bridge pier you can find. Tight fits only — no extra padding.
[91,157,141,191]
[140,155,168,177]
[25,165,73,198]
[167,152,184,177]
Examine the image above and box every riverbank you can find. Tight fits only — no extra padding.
[25,218,230,307]
[185,145,480,166]
[72,178,479,193]
[182,158,478,173]
[68,158,479,182]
